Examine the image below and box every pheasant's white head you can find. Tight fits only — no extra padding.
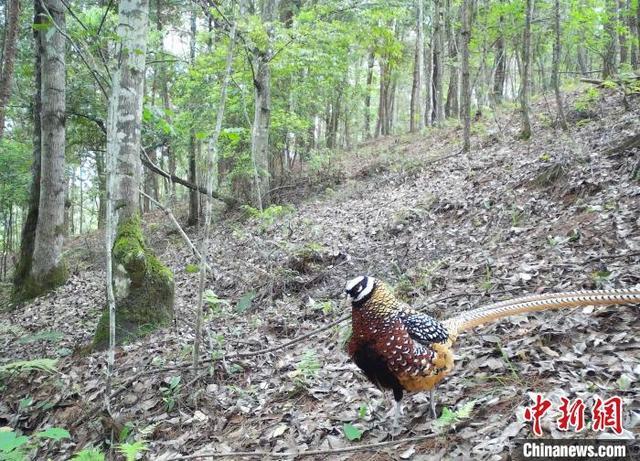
[345,276,375,303]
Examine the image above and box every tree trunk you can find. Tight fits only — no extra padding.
[410,0,424,132]
[96,148,106,228]
[364,51,374,139]
[13,0,44,295]
[432,0,445,124]
[519,0,533,140]
[27,0,68,298]
[424,25,433,126]
[445,0,459,118]
[187,7,199,225]
[629,0,638,67]
[251,0,277,208]
[552,0,568,130]
[603,0,618,78]
[94,0,174,349]
[619,0,628,65]
[461,0,471,153]
[0,0,21,138]
[493,13,506,104]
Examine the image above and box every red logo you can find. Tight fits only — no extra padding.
[592,396,623,435]
[523,394,623,436]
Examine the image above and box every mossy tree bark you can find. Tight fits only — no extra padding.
[93,0,174,350]
[13,0,44,298]
[22,0,68,299]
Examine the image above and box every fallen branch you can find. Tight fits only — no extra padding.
[140,153,237,208]
[138,190,210,269]
[602,133,640,156]
[167,434,438,459]
[580,75,640,87]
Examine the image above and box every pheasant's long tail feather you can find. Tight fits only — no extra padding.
[443,289,640,339]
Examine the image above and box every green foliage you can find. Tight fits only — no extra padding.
[18,330,64,344]
[203,289,231,316]
[185,264,200,274]
[235,291,256,313]
[0,430,29,461]
[243,204,295,226]
[292,349,321,388]
[574,87,600,112]
[0,358,58,375]
[117,440,149,461]
[0,426,70,461]
[434,401,475,430]
[342,423,363,441]
[160,375,182,412]
[35,427,70,441]
[72,447,105,461]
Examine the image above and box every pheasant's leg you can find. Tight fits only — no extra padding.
[393,400,402,429]
[429,389,437,419]
[390,388,404,433]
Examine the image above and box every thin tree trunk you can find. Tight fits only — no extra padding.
[629,0,638,67]
[0,0,21,138]
[493,12,506,104]
[364,51,374,139]
[432,0,445,124]
[552,0,568,130]
[424,25,433,126]
[251,0,277,209]
[520,0,533,140]
[194,21,236,371]
[14,0,44,293]
[187,7,199,225]
[603,0,618,78]
[410,0,424,132]
[94,0,174,349]
[96,149,106,228]
[29,0,68,295]
[619,0,628,65]
[461,0,471,153]
[445,0,459,118]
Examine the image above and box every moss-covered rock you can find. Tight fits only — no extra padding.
[93,214,174,350]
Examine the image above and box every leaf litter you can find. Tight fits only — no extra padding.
[0,87,639,459]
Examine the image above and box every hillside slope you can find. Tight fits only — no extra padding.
[1,86,639,459]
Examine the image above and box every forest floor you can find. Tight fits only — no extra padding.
[1,85,640,460]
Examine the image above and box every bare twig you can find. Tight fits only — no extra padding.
[166,434,438,459]
[138,190,209,267]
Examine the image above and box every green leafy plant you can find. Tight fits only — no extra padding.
[72,447,105,461]
[117,440,149,461]
[203,290,230,316]
[574,87,599,112]
[0,358,58,375]
[242,204,295,229]
[342,423,363,441]
[292,349,321,388]
[185,263,199,274]
[434,401,475,430]
[0,427,70,461]
[479,266,493,292]
[18,330,64,344]
[160,376,182,412]
[0,429,29,460]
[235,291,256,313]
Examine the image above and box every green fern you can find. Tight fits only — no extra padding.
[117,440,148,461]
[434,401,475,430]
[0,358,58,375]
[72,447,105,461]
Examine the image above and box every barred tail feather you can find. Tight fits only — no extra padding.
[443,289,640,338]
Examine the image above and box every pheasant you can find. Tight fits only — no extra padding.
[344,275,640,428]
